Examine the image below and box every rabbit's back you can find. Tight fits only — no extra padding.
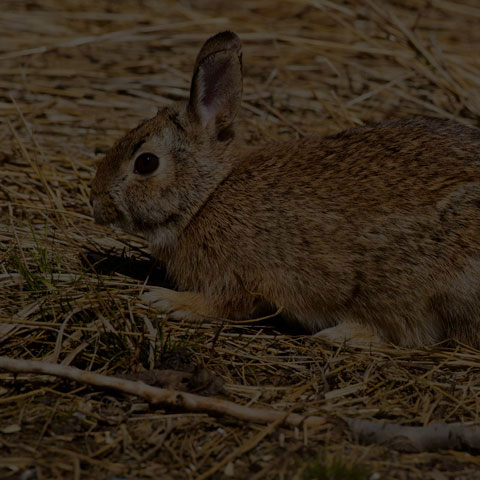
[236,118,480,212]
[195,118,480,255]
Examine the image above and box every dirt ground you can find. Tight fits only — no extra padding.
[2,0,480,479]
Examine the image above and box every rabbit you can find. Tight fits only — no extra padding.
[90,30,480,348]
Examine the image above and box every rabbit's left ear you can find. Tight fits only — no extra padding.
[188,31,243,137]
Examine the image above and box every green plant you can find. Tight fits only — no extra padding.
[12,223,61,294]
[299,454,372,480]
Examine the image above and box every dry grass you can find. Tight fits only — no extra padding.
[2,0,480,478]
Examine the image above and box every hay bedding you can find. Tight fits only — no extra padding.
[1,0,480,478]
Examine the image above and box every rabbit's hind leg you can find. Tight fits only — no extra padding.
[430,292,480,349]
[428,258,480,349]
[313,320,385,348]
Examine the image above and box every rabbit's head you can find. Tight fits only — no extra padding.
[90,31,243,248]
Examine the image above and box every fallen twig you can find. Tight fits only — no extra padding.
[0,356,326,428]
[347,418,480,452]
[2,356,480,452]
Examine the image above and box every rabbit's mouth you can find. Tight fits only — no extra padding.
[91,196,126,229]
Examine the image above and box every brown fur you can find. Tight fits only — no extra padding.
[91,31,480,348]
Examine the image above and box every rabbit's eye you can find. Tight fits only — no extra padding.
[134,153,159,175]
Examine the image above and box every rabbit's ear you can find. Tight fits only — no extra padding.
[188,31,243,137]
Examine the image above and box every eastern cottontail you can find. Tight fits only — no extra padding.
[91,31,480,348]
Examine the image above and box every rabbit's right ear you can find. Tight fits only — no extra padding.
[188,31,243,138]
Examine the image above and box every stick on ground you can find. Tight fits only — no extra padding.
[2,356,480,452]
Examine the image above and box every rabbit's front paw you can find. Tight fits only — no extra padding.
[141,287,180,315]
[140,287,217,321]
